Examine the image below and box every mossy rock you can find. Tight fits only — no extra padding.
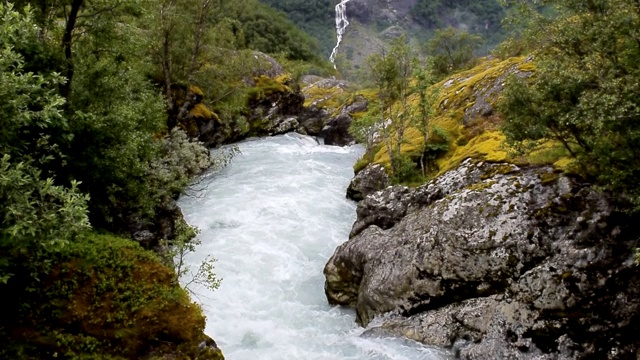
[1,233,220,360]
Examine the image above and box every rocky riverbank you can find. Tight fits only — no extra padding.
[325,159,640,359]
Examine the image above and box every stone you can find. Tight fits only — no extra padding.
[325,159,640,359]
[346,164,390,201]
[320,114,354,147]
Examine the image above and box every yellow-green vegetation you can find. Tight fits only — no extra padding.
[185,102,220,137]
[1,233,222,360]
[248,74,294,101]
[190,103,216,120]
[355,56,575,182]
[303,82,350,110]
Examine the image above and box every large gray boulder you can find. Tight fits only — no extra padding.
[325,159,640,359]
[346,164,390,201]
[320,114,354,146]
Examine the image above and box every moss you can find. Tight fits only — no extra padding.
[540,172,560,185]
[354,156,371,173]
[467,180,497,192]
[248,75,293,101]
[1,233,219,360]
[518,61,536,72]
[357,56,576,185]
[437,131,509,175]
[303,84,350,110]
[190,103,214,120]
[525,142,571,166]
[189,85,205,97]
[481,164,516,180]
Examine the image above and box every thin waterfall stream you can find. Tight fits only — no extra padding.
[178,134,449,360]
[330,0,352,68]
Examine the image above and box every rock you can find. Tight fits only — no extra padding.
[248,79,305,138]
[320,113,354,146]
[325,159,640,359]
[297,107,330,136]
[341,95,368,115]
[304,77,350,91]
[380,25,406,40]
[250,51,285,79]
[267,117,299,135]
[127,198,184,249]
[300,75,324,86]
[463,61,533,126]
[346,164,391,201]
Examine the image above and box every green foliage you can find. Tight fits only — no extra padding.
[367,36,415,178]
[67,54,166,227]
[412,0,505,33]
[0,3,67,163]
[411,68,440,175]
[1,4,224,357]
[0,156,90,283]
[0,3,91,283]
[500,0,640,208]
[0,233,211,359]
[426,27,483,79]
[239,1,321,62]
[391,153,421,184]
[258,0,335,56]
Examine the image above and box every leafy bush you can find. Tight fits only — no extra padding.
[0,156,90,283]
[500,0,640,208]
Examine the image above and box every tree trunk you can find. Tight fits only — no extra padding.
[61,0,84,99]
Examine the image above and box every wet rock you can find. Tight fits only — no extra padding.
[266,117,299,136]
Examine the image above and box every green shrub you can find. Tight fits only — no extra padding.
[1,233,214,359]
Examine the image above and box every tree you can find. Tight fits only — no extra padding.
[500,0,640,207]
[367,36,415,179]
[411,68,441,176]
[349,103,382,162]
[426,27,483,78]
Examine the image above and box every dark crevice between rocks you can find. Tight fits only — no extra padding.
[522,327,565,354]
[399,279,509,319]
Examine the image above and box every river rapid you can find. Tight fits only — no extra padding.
[178,134,449,360]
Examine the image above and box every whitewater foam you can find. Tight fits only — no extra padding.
[178,134,449,360]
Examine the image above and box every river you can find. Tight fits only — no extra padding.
[178,133,449,360]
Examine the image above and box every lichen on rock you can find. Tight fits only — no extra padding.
[324,159,640,359]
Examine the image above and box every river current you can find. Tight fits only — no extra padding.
[179,134,448,360]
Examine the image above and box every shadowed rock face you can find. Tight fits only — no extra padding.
[324,159,640,359]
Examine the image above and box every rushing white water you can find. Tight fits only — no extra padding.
[179,134,450,360]
[330,0,352,68]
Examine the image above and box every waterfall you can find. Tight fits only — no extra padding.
[330,0,352,68]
